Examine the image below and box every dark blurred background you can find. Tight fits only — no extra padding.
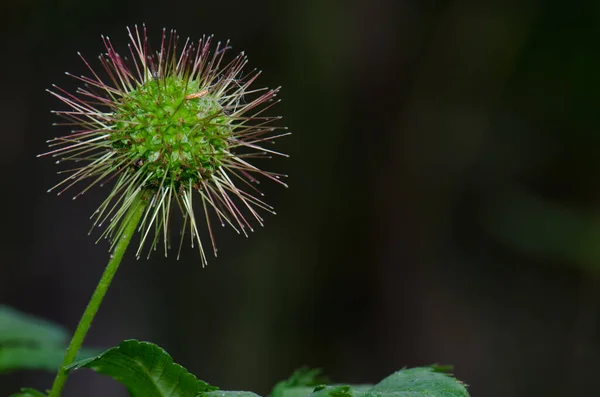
[1,0,600,396]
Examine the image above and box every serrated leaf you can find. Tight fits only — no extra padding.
[0,305,97,373]
[9,388,47,397]
[373,367,468,396]
[309,368,468,397]
[67,339,217,397]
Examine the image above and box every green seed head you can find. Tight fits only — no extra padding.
[112,76,230,189]
[42,26,288,264]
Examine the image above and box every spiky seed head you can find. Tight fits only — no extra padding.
[41,25,289,265]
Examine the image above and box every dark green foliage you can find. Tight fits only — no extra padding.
[65,340,469,397]
[0,306,95,373]
[277,367,468,397]
[7,331,469,397]
[0,305,66,348]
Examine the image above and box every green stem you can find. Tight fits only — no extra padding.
[48,192,148,397]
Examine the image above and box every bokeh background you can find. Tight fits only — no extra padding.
[1,0,600,396]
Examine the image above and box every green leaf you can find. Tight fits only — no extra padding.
[67,339,218,397]
[9,388,47,397]
[205,392,262,397]
[272,368,329,397]
[272,385,317,397]
[309,368,468,397]
[0,346,68,372]
[0,305,67,347]
[309,385,352,397]
[0,305,97,373]
[372,367,468,396]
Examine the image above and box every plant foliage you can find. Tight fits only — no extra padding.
[66,340,469,397]
[0,306,94,373]
[67,340,217,397]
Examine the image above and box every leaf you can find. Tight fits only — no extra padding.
[480,188,600,272]
[0,305,97,373]
[205,392,262,397]
[9,388,47,397]
[372,367,468,396]
[272,384,317,397]
[271,368,329,397]
[67,339,218,397]
[0,305,67,347]
[308,367,468,397]
[309,385,352,397]
[0,346,68,372]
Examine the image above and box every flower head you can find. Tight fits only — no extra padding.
[41,26,288,265]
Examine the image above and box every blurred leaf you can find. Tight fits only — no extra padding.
[0,305,97,373]
[481,188,600,271]
[0,305,67,347]
[271,384,318,397]
[67,339,217,397]
[0,346,68,372]
[9,388,47,397]
[309,368,468,397]
[272,368,329,397]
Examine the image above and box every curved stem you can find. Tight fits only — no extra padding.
[48,192,148,397]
